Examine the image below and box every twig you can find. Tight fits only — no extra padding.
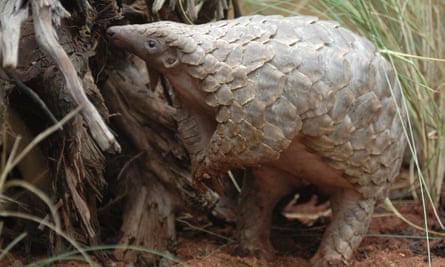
[31,0,121,153]
[176,217,234,242]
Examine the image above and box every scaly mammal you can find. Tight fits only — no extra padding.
[107,15,407,266]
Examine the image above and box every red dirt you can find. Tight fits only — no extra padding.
[168,202,445,267]
[3,196,445,267]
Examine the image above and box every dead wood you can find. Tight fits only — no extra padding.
[0,0,236,265]
[0,0,116,258]
[0,0,28,70]
[31,0,120,153]
[100,53,219,264]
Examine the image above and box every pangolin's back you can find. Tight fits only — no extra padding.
[143,15,407,200]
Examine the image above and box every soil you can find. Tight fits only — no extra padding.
[3,169,445,267]
[4,200,444,267]
[168,203,445,267]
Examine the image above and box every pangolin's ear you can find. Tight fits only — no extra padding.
[162,49,179,69]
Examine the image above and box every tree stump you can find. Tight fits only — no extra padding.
[0,0,236,265]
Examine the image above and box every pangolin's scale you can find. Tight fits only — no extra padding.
[141,15,405,200]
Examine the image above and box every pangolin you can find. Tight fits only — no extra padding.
[107,15,407,266]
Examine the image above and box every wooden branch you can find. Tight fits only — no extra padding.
[31,0,121,153]
[0,1,59,127]
[41,62,107,252]
[0,0,29,70]
[100,55,220,263]
[103,59,220,205]
[114,172,177,265]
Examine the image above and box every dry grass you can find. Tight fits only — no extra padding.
[241,1,445,265]
[242,0,445,207]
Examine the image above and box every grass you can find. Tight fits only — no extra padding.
[0,106,99,265]
[320,0,445,207]
[27,244,187,267]
[242,0,445,208]
[242,0,445,265]
[1,0,444,265]
[0,106,187,265]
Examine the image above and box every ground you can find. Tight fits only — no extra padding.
[4,200,444,267]
[168,203,445,267]
[2,174,445,267]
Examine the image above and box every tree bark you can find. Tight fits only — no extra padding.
[0,0,234,265]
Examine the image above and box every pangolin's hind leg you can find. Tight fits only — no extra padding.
[310,189,375,266]
[236,165,304,260]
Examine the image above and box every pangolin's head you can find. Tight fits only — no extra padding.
[108,22,213,111]
[107,22,187,72]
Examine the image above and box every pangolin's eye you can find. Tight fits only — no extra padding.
[147,39,156,48]
[146,39,162,53]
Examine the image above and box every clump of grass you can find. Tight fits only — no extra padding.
[242,1,445,265]
[242,0,445,208]
[318,0,445,208]
[0,105,186,266]
[0,106,98,265]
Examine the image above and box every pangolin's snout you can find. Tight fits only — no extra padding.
[106,27,118,40]
[106,26,132,49]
